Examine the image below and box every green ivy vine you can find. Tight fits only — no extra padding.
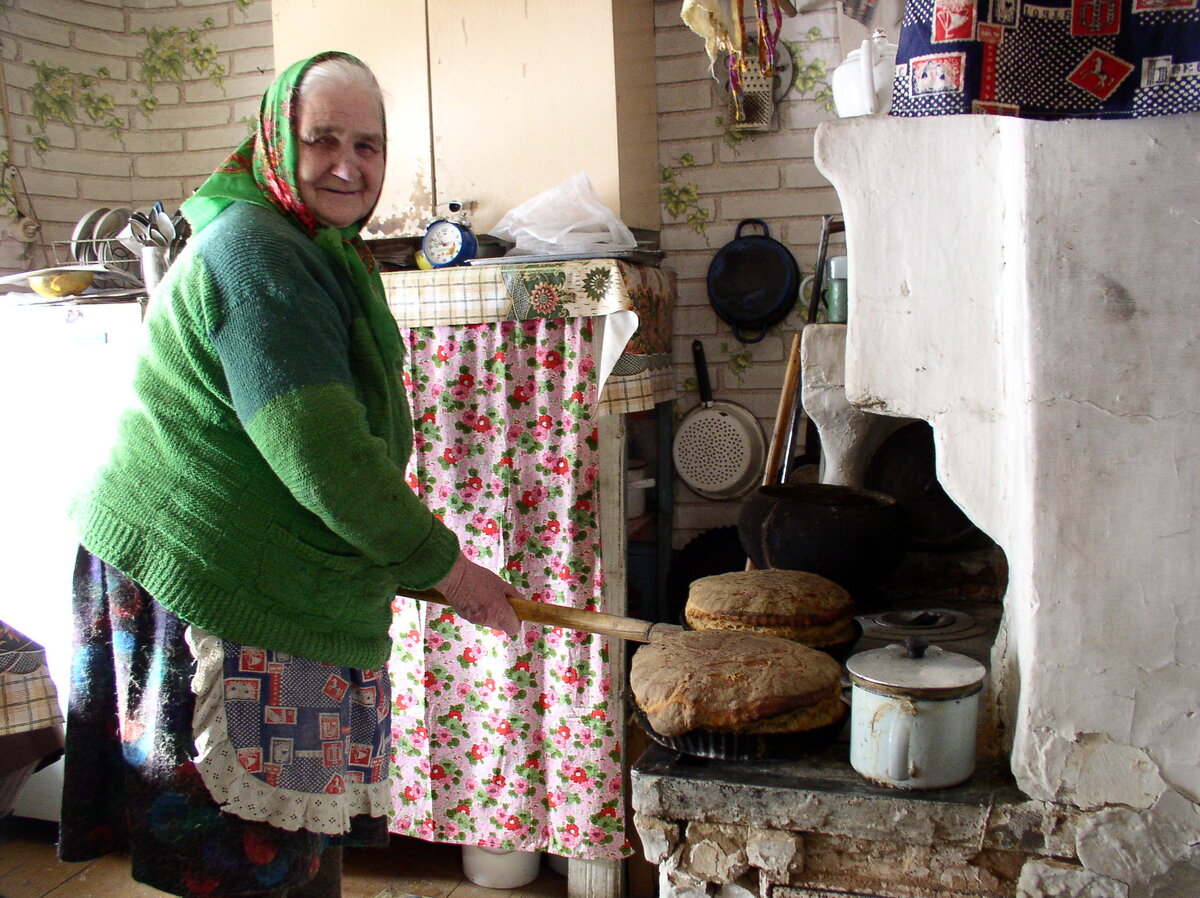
[28,63,126,155]
[660,153,710,234]
[23,5,254,157]
[719,342,755,381]
[785,28,835,113]
[715,115,749,148]
[132,20,227,115]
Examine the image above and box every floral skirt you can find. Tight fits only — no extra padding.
[58,548,389,897]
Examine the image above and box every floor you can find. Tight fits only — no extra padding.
[0,818,568,898]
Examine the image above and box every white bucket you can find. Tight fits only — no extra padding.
[462,845,541,889]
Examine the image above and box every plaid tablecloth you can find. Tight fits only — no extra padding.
[383,259,676,414]
[0,621,64,776]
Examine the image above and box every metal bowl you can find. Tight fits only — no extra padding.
[28,270,94,298]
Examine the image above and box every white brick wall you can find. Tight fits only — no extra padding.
[653,0,847,547]
[0,0,275,272]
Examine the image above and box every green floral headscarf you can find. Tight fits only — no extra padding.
[181,51,400,362]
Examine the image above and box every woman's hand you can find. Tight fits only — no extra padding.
[434,551,522,637]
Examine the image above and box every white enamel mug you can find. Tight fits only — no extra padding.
[846,638,985,789]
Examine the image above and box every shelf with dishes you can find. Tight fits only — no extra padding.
[3,204,190,302]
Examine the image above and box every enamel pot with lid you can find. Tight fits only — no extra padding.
[846,637,986,789]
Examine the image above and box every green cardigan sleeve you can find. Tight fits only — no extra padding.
[199,209,459,586]
[245,380,459,579]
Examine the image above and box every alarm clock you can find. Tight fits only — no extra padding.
[421,218,478,268]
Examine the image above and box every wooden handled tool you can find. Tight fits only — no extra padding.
[763,331,804,489]
[746,330,805,571]
[396,588,684,645]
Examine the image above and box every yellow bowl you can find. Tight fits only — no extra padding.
[28,270,95,298]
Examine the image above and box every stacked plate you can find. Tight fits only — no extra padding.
[69,206,140,285]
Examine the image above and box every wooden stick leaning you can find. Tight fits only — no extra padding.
[745,330,804,571]
[764,331,804,488]
[396,587,684,645]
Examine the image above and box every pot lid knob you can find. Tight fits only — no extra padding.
[846,640,986,698]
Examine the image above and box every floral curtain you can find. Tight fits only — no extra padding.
[387,316,629,860]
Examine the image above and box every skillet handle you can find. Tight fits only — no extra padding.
[735,218,769,239]
[693,339,715,405]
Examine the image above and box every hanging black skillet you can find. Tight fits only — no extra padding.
[706,218,800,344]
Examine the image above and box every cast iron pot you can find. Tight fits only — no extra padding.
[706,219,800,343]
[737,482,909,607]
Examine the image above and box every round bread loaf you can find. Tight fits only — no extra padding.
[630,629,844,738]
[685,569,857,647]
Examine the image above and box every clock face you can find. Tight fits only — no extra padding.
[422,220,476,267]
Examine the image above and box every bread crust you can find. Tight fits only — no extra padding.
[685,569,856,647]
[630,630,844,738]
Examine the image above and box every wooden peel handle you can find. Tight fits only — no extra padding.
[396,588,680,644]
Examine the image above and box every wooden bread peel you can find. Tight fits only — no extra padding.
[396,588,684,645]
[746,330,805,571]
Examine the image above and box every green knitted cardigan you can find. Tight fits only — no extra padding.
[74,201,459,668]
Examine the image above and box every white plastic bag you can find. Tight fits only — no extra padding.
[491,171,638,257]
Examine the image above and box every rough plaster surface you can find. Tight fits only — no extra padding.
[1017,859,1129,898]
[683,823,751,884]
[1048,733,1166,811]
[637,773,1002,845]
[634,812,682,864]
[814,113,1200,893]
[744,826,803,883]
[790,832,1024,895]
[1075,790,1200,898]
[632,755,1075,894]
[713,878,757,898]
[801,324,912,486]
[661,866,712,898]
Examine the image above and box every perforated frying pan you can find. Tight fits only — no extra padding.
[672,340,767,500]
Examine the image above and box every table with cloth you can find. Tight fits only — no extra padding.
[0,621,65,815]
[382,258,675,860]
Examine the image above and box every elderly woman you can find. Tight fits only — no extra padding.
[58,52,521,897]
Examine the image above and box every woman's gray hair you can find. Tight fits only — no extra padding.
[298,55,384,109]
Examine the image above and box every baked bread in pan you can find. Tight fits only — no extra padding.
[629,629,844,738]
[685,569,857,648]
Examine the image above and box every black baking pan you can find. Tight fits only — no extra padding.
[632,701,848,762]
[706,218,800,344]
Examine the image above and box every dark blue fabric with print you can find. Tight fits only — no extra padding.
[889,0,1200,119]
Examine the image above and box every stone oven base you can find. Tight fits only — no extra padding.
[631,744,1086,898]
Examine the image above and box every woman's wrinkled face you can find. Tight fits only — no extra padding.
[295,81,385,228]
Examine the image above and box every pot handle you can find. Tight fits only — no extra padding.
[732,321,769,344]
[886,699,917,782]
[860,38,878,115]
[735,218,770,239]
